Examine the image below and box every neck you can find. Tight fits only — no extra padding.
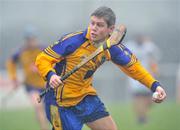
[92,41,105,48]
[92,37,109,48]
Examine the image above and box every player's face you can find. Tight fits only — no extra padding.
[26,38,38,48]
[89,16,114,43]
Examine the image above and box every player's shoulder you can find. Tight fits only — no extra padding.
[54,30,87,49]
[59,31,85,43]
[50,30,87,56]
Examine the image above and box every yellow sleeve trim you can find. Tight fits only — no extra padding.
[106,39,111,48]
[85,27,91,40]
[104,50,111,61]
[44,47,61,59]
[126,54,137,67]
[61,31,83,42]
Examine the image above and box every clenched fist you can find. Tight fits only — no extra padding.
[49,74,63,88]
[152,86,166,103]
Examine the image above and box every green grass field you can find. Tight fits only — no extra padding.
[0,102,179,130]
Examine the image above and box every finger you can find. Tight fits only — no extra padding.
[54,78,63,85]
[155,100,162,103]
[153,99,162,103]
[52,78,64,88]
[159,92,166,100]
[53,80,64,88]
[49,82,55,88]
[50,80,59,88]
[152,96,163,103]
[51,80,60,88]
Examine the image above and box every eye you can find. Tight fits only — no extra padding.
[90,21,95,26]
[97,23,105,28]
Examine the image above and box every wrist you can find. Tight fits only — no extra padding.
[46,71,56,82]
[151,81,161,92]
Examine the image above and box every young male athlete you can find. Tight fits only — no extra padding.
[35,6,166,130]
[7,27,49,130]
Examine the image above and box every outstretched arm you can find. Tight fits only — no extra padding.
[109,44,166,103]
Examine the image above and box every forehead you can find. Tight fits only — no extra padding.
[90,16,107,24]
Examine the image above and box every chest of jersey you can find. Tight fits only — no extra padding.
[65,41,109,82]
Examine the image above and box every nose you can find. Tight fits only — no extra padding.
[91,24,97,32]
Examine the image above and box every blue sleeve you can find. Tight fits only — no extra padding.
[151,81,161,92]
[109,44,133,66]
[11,50,21,62]
[51,33,86,57]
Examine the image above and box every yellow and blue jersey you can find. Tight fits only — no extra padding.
[36,28,161,107]
[7,46,46,88]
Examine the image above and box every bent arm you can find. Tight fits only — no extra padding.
[35,51,62,80]
[6,51,20,80]
[119,60,160,92]
[109,44,161,92]
[35,37,78,81]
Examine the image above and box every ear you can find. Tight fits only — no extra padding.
[108,25,115,34]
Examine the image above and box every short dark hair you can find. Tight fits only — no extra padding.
[91,6,116,27]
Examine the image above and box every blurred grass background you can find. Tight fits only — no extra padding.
[0,102,179,130]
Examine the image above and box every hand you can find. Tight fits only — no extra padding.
[152,86,167,103]
[49,74,63,89]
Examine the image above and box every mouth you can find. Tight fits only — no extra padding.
[90,33,97,39]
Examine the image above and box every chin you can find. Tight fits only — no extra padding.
[91,38,100,42]
[91,37,104,43]
[91,38,97,42]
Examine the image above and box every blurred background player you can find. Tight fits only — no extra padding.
[125,35,161,124]
[6,26,49,130]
